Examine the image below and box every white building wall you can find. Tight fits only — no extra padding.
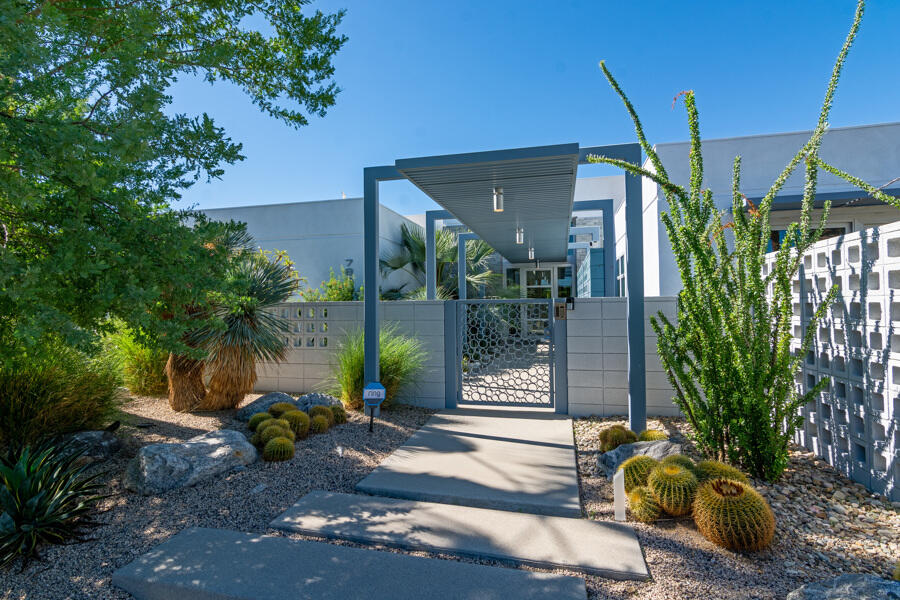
[200,198,419,296]
[566,297,679,417]
[643,122,900,296]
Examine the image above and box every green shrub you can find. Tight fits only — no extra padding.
[310,415,329,434]
[694,460,750,485]
[309,405,334,426]
[103,325,168,396]
[638,429,668,442]
[647,464,697,517]
[330,404,347,424]
[618,455,658,492]
[329,325,426,411]
[248,412,273,431]
[627,486,661,524]
[282,411,310,438]
[693,479,775,551]
[0,347,122,448]
[300,266,358,301]
[262,437,295,462]
[0,439,105,567]
[267,402,297,417]
[661,454,695,473]
[598,425,637,452]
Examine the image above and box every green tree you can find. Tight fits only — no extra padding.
[380,223,500,299]
[301,266,358,301]
[589,0,897,481]
[0,1,346,361]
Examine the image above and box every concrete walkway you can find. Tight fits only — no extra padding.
[112,527,587,600]
[355,408,582,517]
[272,490,649,579]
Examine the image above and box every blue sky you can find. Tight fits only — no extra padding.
[171,1,900,215]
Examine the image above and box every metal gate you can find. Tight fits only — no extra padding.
[457,298,555,407]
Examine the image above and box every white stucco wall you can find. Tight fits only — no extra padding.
[200,198,419,296]
[643,122,900,295]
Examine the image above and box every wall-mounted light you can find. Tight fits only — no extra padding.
[493,187,504,212]
[528,246,535,260]
[515,227,524,245]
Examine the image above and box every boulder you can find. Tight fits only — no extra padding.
[235,392,297,421]
[296,392,342,413]
[63,430,121,463]
[786,574,900,600]
[125,430,257,495]
[598,440,682,479]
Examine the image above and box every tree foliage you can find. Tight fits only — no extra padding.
[380,223,500,299]
[0,0,346,360]
[301,266,358,301]
[589,0,897,481]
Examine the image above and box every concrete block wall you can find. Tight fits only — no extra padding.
[566,297,679,417]
[255,301,446,409]
[770,221,899,501]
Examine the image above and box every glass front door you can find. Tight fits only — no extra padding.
[525,269,552,298]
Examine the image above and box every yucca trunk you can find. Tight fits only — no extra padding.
[166,353,206,412]
[201,345,256,410]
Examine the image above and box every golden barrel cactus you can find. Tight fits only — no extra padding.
[647,464,698,516]
[248,412,273,431]
[282,410,310,438]
[638,429,668,442]
[309,405,335,426]
[618,455,658,492]
[310,415,330,434]
[268,402,298,417]
[260,424,294,444]
[628,486,662,523]
[694,460,750,485]
[693,479,775,551]
[661,454,695,473]
[263,437,295,462]
[599,425,638,452]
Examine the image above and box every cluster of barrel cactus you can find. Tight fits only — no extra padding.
[598,424,638,452]
[246,399,351,462]
[622,453,775,551]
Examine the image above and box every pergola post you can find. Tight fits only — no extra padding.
[457,232,478,300]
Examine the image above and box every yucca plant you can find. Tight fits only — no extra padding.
[588,0,897,481]
[329,324,427,410]
[197,250,298,410]
[0,440,105,568]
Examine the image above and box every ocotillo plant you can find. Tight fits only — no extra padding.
[588,0,898,481]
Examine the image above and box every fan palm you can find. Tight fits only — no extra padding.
[380,223,499,299]
[195,250,298,410]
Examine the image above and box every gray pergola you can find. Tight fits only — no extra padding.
[362,142,647,431]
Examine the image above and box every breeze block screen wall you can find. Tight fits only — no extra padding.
[768,222,900,501]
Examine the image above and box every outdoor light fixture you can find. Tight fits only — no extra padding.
[515,227,524,244]
[492,187,504,212]
[528,246,535,260]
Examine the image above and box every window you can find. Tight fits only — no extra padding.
[505,267,520,288]
[557,266,572,298]
[525,268,552,299]
[615,255,626,297]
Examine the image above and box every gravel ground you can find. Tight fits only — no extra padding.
[574,416,900,600]
[5,403,897,600]
[0,394,435,600]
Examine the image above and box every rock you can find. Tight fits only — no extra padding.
[235,392,297,421]
[296,392,342,413]
[598,440,683,479]
[832,490,847,502]
[786,574,900,600]
[62,430,121,463]
[125,430,257,495]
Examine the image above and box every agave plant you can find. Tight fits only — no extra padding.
[380,223,500,299]
[0,440,105,568]
[196,249,298,410]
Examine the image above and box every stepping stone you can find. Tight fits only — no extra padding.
[112,527,587,600]
[271,491,650,580]
[356,408,581,517]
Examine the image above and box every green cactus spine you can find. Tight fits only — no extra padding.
[693,479,775,551]
[260,424,294,444]
[694,460,750,485]
[661,454,696,473]
[282,410,310,438]
[248,412,273,431]
[268,402,298,417]
[263,437,295,461]
[638,429,668,442]
[647,464,697,516]
[309,405,335,425]
[618,455,658,492]
[310,414,330,434]
[628,486,662,523]
[330,404,347,424]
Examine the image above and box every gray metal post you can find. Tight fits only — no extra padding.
[426,212,437,300]
[553,315,568,415]
[363,167,380,386]
[622,151,646,433]
[443,300,459,409]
